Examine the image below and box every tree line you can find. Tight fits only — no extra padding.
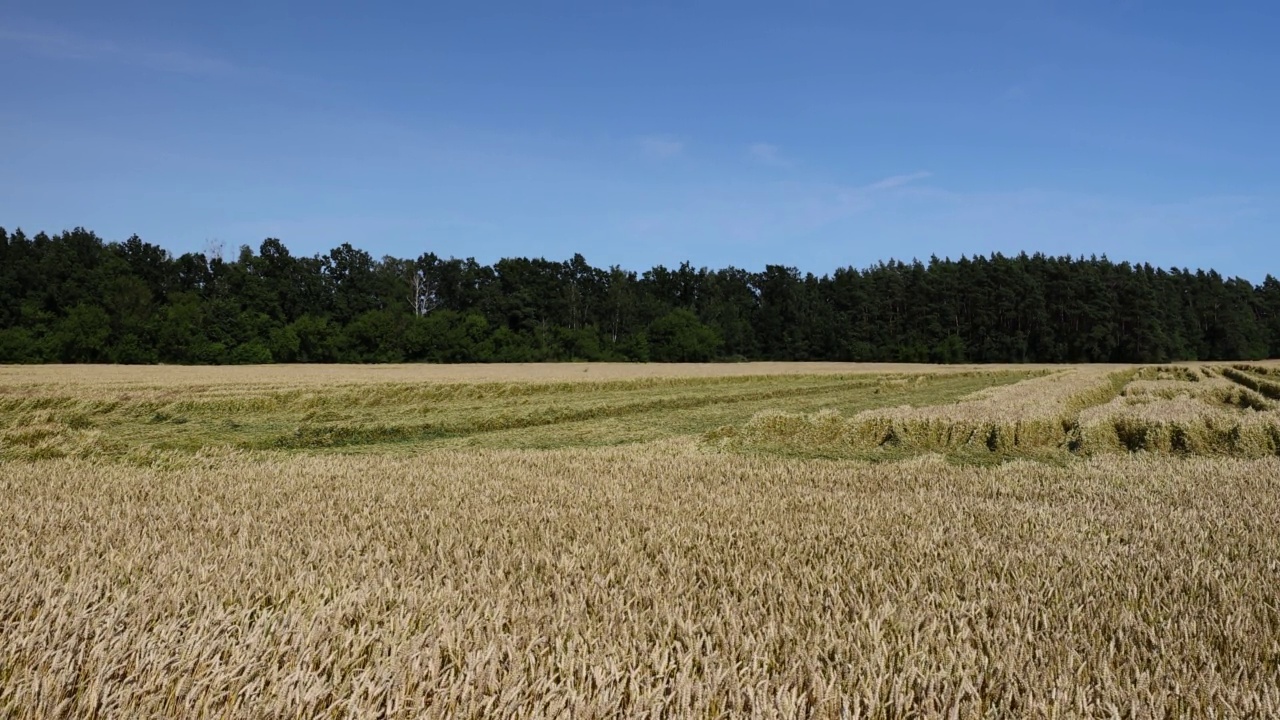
[1,226,1278,364]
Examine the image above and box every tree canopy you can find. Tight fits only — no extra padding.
[1,226,1277,364]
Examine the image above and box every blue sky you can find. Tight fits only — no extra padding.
[2,1,1277,279]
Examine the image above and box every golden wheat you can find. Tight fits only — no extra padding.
[1122,372,1274,410]
[0,361,1062,390]
[1223,366,1280,400]
[1077,396,1280,456]
[5,363,1280,718]
[727,367,1134,454]
[2,448,1279,718]
[0,368,1029,462]
[728,365,1280,459]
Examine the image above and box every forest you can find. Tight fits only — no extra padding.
[1,226,1277,365]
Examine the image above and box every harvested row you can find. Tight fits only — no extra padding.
[718,367,1133,454]
[719,365,1280,458]
[1234,363,1280,378]
[1223,366,1280,400]
[855,366,1133,451]
[1131,365,1206,383]
[1070,367,1280,456]
[1077,397,1280,457]
[1121,372,1274,411]
[0,370,1030,460]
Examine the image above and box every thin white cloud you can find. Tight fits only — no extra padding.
[866,171,932,191]
[639,136,684,159]
[748,142,789,167]
[0,24,237,76]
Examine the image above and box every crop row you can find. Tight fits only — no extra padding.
[722,365,1280,457]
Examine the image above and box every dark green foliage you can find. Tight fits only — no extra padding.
[229,341,274,365]
[647,310,722,362]
[0,225,1275,364]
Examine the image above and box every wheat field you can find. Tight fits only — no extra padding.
[2,363,1280,718]
[0,361,1064,389]
[721,363,1280,460]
